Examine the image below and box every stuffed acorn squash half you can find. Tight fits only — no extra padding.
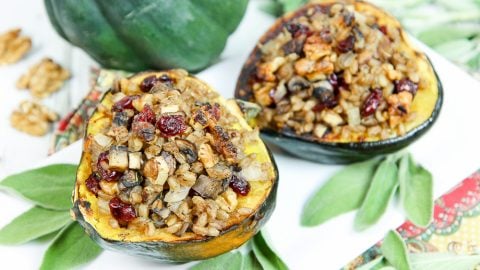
[235,0,443,164]
[73,70,278,261]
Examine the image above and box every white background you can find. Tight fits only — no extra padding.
[1,1,480,269]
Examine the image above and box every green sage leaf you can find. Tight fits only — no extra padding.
[252,231,288,270]
[355,158,398,231]
[0,206,71,245]
[356,256,386,270]
[410,252,480,270]
[40,222,103,270]
[418,25,479,46]
[399,154,433,227]
[301,158,381,226]
[190,251,243,270]
[281,0,307,13]
[381,230,411,270]
[0,164,77,210]
[242,251,263,270]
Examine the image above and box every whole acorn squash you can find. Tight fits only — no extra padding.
[73,70,278,261]
[44,0,248,72]
[235,0,443,164]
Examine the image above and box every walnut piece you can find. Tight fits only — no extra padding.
[17,58,70,98]
[0,28,31,65]
[10,100,58,136]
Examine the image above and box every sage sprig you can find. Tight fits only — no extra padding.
[190,231,288,270]
[399,154,433,227]
[301,158,380,226]
[355,158,399,231]
[0,206,71,245]
[301,152,434,230]
[0,164,102,270]
[40,222,103,270]
[0,164,77,210]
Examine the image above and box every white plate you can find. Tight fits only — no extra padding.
[2,2,480,270]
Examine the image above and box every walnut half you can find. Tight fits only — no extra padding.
[16,58,70,98]
[10,100,58,136]
[0,28,31,65]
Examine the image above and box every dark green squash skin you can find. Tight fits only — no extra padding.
[72,148,278,262]
[44,0,248,72]
[234,3,444,164]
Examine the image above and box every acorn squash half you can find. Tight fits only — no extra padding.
[235,0,443,164]
[73,70,278,261]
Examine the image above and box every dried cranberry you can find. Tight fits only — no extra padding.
[312,99,338,112]
[328,73,348,93]
[395,79,418,96]
[337,35,355,53]
[140,75,160,92]
[97,152,122,182]
[109,197,136,223]
[157,115,187,137]
[112,96,138,112]
[229,175,250,196]
[379,25,388,35]
[361,89,383,117]
[285,23,311,38]
[133,105,156,124]
[85,173,101,195]
[206,103,221,121]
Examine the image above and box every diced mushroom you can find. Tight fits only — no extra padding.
[191,175,226,199]
[112,111,130,127]
[287,76,311,93]
[198,143,218,168]
[164,186,190,203]
[128,152,142,170]
[175,139,198,163]
[206,163,232,180]
[161,151,177,175]
[120,170,143,188]
[108,146,128,171]
[132,121,156,142]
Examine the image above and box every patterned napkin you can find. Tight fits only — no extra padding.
[343,172,480,269]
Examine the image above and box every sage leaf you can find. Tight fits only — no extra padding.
[252,231,288,270]
[399,154,433,227]
[355,158,398,231]
[0,164,77,210]
[40,222,103,270]
[190,251,243,270]
[301,158,381,226]
[418,25,479,46]
[242,251,263,270]
[410,253,480,270]
[0,206,71,245]
[381,230,411,270]
[282,0,307,12]
[356,256,386,270]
